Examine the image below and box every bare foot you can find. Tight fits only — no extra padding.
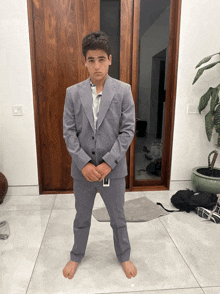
[122,260,137,279]
[63,260,79,279]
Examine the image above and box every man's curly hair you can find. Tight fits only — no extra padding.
[82,31,111,59]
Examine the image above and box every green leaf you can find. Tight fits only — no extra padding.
[193,61,220,84]
[193,68,204,84]
[205,111,214,141]
[195,53,220,68]
[210,87,220,114]
[214,104,220,134]
[198,87,213,113]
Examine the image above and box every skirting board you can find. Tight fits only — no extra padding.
[6,186,39,196]
[4,181,192,196]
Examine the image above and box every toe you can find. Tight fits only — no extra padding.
[63,269,68,278]
[130,266,137,277]
[127,273,132,279]
[68,274,74,279]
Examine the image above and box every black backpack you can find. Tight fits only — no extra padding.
[157,189,218,213]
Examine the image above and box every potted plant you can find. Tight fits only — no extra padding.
[0,172,9,240]
[0,171,8,204]
[191,52,220,193]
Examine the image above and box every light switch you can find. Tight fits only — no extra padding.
[12,105,23,116]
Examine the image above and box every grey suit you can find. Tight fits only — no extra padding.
[63,74,135,179]
[63,74,135,263]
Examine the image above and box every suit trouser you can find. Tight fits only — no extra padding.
[70,177,131,263]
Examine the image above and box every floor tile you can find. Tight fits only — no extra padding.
[53,193,75,209]
[0,210,51,294]
[26,210,199,294]
[160,211,220,287]
[203,287,220,294]
[53,193,106,210]
[0,195,56,211]
[54,190,175,211]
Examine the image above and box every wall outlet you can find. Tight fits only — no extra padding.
[12,105,23,116]
[187,104,199,114]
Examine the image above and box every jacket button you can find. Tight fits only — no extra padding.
[92,151,95,155]
[92,136,94,140]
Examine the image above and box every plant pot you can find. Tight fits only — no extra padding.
[191,166,220,194]
[0,172,8,204]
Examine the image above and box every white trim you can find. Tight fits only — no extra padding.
[6,186,39,196]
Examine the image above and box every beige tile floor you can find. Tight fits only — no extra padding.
[0,190,220,294]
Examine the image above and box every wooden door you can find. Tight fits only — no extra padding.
[28,0,100,193]
[27,0,133,193]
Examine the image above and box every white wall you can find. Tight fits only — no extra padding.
[170,0,220,189]
[0,0,220,194]
[0,0,38,195]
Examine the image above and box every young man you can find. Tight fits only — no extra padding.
[62,31,137,279]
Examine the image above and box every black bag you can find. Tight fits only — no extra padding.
[157,189,218,213]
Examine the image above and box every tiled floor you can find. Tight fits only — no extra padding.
[0,190,220,294]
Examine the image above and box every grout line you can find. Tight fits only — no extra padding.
[25,198,56,294]
[95,286,205,294]
[159,217,205,293]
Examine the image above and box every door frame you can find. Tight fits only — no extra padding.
[128,0,182,191]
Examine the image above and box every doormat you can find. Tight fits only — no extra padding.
[92,196,169,222]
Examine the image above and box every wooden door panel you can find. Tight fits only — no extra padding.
[30,0,100,193]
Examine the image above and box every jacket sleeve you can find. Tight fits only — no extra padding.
[63,88,91,171]
[102,84,136,170]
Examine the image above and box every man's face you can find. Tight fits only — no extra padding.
[84,49,112,84]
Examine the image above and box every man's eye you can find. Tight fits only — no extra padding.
[88,59,104,62]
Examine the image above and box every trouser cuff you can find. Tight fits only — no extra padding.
[70,253,83,263]
[117,251,130,263]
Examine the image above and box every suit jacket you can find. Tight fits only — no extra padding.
[63,74,135,180]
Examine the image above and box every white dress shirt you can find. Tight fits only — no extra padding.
[90,80,103,132]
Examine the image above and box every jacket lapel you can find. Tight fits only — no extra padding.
[78,74,116,133]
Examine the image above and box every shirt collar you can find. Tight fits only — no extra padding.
[89,79,103,95]
[89,78,96,87]
[90,82,96,87]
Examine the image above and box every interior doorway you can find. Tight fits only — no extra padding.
[130,0,181,190]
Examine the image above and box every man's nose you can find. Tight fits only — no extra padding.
[94,61,100,69]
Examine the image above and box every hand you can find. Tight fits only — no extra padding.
[81,163,102,182]
[95,162,112,182]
